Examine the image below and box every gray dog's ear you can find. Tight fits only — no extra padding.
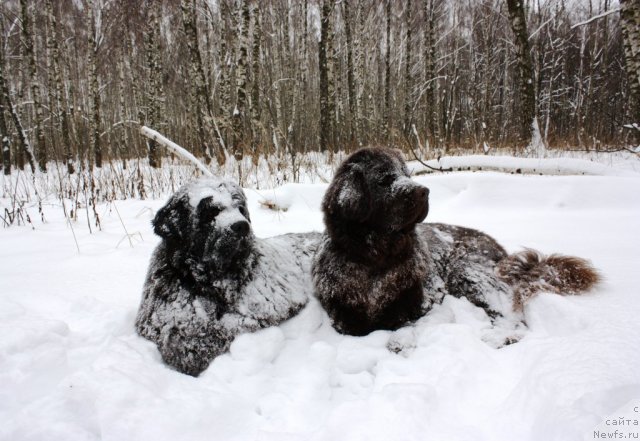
[323,164,371,221]
[153,193,190,241]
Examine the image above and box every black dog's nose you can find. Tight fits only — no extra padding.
[230,220,250,236]
[416,187,429,199]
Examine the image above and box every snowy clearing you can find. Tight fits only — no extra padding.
[1,163,640,441]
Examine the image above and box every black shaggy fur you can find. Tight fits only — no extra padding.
[312,147,600,336]
[135,179,320,376]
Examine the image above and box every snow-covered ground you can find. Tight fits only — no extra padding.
[1,158,640,441]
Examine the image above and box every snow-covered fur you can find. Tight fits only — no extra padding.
[135,179,320,376]
[312,147,600,336]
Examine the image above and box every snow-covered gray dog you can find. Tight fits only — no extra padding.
[312,147,600,337]
[136,178,320,376]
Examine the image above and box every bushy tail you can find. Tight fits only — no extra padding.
[495,248,601,311]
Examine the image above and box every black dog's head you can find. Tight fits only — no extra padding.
[153,178,254,276]
[323,148,429,237]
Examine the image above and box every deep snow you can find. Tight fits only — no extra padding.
[1,165,640,441]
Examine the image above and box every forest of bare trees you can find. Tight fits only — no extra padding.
[0,0,639,176]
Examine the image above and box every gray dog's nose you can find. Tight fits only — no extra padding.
[230,220,250,236]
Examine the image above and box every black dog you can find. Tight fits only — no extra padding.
[312,148,600,336]
[135,178,320,376]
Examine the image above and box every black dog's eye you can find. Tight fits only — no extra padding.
[377,175,396,187]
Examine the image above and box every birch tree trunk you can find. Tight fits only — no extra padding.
[21,0,47,171]
[355,0,366,144]
[327,2,336,151]
[301,0,308,112]
[506,0,536,147]
[46,0,74,174]
[87,0,102,168]
[232,0,250,162]
[293,0,309,153]
[220,1,230,121]
[403,0,413,137]
[250,1,261,152]
[319,0,334,152]
[384,0,392,139]
[145,3,161,168]
[182,0,213,118]
[181,0,206,159]
[0,73,10,175]
[281,2,294,152]
[181,0,221,163]
[620,0,640,123]
[0,49,36,173]
[117,51,128,169]
[343,0,356,144]
[423,0,438,147]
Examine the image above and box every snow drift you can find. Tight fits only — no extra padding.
[1,166,639,441]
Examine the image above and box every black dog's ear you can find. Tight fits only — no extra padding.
[152,193,190,241]
[323,164,371,221]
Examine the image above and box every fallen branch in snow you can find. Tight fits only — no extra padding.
[570,8,620,29]
[410,124,452,173]
[409,148,452,174]
[139,126,213,177]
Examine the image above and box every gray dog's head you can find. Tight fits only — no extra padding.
[153,178,253,274]
[323,148,429,235]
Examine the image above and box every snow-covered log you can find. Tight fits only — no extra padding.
[410,155,638,177]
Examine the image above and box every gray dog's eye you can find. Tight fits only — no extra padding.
[197,198,222,223]
[238,205,249,218]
